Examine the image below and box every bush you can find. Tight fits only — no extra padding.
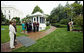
[60,19,69,25]
[46,23,50,26]
[5,19,9,24]
[74,15,83,30]
[51,23,61,27]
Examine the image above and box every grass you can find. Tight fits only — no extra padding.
[1,25,28,43]
[1,25,83,52]
[12,27,83,52]
[1,25,50,43]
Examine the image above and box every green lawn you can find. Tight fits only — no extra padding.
[1,25,28,43]
[1,25,50,43]
[12,27,83,52]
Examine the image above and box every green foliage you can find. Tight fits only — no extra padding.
[32,5,43,14]
[71,2,83,16]
[5,19,9,24]
[21,16,30,23]
[74,15,83,30]
[60,19,69,24]
[48,1,83,24]
[51,23,61,27]
[12,17,21,24]
[46,23,50,26]
[50,4,65,22]
[1,10,7,24]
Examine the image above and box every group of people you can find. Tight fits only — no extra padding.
[22,21,39,33]
[9,20,40,49]
[22,21,32,33]
[9,19,73,49]
[67,21,73,31]
[33,21,39,32]
[9,19,17,49]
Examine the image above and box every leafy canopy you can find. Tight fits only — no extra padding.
[32,5,43,14]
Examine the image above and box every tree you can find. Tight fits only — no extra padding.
[74,14,83,30]
[71,1,83,16]
[49,4,65,23]
[74,1,81,4]
[60,19,69,24]
[64,2,72,20]
[21,16,31,23]
[1,10,6,24]
[44,14,50,21]
[32,5,43,14]
[48,1,83,25]
[12,17,20,24]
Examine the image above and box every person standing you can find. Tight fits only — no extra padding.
[69,21,72,31]
[36,21,39,32]
[9,20,16,49]
[71,21,73,30]
[28,22,30,32]
[33,21,36,32]
[29,21,32,32]
[67,22,70,31]
[22,21,26,33]
[25,22,28,33]
[12,19,17,45]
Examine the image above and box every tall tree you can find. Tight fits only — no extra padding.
[1,10,6,23]
[32,5,43,14]
[74,1,81,4]
[64,1,72,20]
[71,1,83,16]
[50,4,65,23]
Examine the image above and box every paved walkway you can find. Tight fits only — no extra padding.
[1,26,56,52]
[26,26,56,40]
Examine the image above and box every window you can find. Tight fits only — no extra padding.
[40,17,45,23]
[9,10,10,13]
[4,10,6,13]
[42,18,45,23]
[9,15,10,19]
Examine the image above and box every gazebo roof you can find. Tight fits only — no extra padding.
[30,12,44,17]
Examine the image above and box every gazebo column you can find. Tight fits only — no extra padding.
[38,16,40,23]
[45,18,46,23]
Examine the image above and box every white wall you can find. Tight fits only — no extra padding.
[1,6,23,20]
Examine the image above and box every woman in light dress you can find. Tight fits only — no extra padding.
[68,21,73,31]
[22,21,26,33]
[9,20,16,49]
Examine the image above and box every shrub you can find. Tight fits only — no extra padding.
[46,23,50,26]
[60,19,69,25]
[74,15,83,30]
[5,19,9,24]
[51,23,61,27]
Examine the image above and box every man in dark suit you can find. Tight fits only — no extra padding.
[36,21,39,32]
[33,22,36,32]
[25,22,29,33]
[13,19,17,45]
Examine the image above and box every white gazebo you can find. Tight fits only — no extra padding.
[30,12,46,31]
